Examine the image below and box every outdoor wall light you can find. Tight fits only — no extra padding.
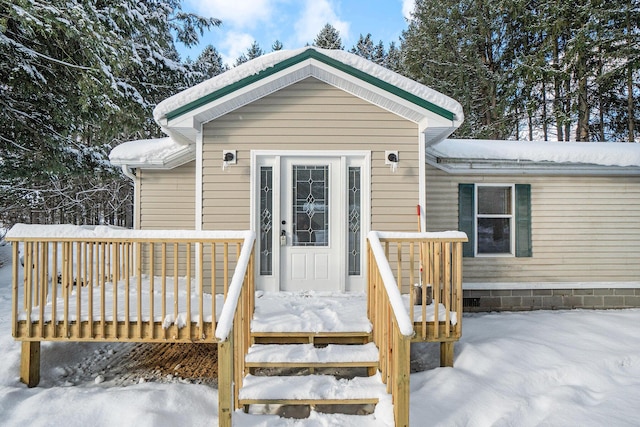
[385,150,399,173]
[222,150,236,171]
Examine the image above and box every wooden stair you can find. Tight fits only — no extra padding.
[239,334,393,423]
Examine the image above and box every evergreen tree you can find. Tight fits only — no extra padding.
[402,0,516,139]
[372,41,386,66]
[401,0,638,141]
[0,0,219,226]
[385,41,403,73]
[235,41,263,66]
[194,45,227,82]
[246,41,263,60]
[272,40,284,51]
[351,34,375,60]
[313,24,344,50]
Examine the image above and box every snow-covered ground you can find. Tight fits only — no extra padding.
[1,242,640,426]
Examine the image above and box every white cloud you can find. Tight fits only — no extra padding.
[293,0,350,46]
[186,0,274,28]
[402,0,415,20]
[218,31,255,66]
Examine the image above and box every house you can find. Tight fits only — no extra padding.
[10,46,639,425]
[109,46,640,308]
[109,46,466,294]
[424,138,640,311]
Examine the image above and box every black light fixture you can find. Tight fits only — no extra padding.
[222,150,236,171]
[385,150,399,172]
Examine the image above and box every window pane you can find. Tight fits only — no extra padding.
[293,165,328,246]
[348,167,361,275]
[478,187,512,215]
[477,218,511,253]
[259,167,273,275]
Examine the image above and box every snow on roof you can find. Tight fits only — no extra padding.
[430,139,640,168]
[153,46,464,124]
[108,137,194,167]
[109,137,182,162]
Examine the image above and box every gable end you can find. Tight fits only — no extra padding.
[164,49,456,122]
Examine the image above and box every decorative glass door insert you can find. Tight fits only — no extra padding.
[292,165,329,247]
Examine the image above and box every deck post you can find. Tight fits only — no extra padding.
[394,333,411,427]
[218,338,233,427]
[20,341,40,388]
[440,341,455,367]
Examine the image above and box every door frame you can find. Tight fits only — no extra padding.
[250,150,371,292]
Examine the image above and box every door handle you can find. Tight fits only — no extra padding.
[280,229,287,246]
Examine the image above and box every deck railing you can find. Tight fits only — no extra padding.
[214,231,256,427]
[367,230,467,427]
[6,224,256,393]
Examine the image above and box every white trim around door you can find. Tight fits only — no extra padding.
[250,150,371,293]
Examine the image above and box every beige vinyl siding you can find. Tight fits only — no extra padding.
[202,77,420,232]
[138,161,196,230]
[425,164,640,283]
[137,162,196,278]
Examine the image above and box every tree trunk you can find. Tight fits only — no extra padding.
[628,63,635,142]
[627,5,636,142]
[542,80,548,141]
[553,38,564,141]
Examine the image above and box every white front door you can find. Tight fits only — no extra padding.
[280,157,342,291]
[253,152,369,293]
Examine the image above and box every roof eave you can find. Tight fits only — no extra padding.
[110,144,196,170]
[426,153,640,176]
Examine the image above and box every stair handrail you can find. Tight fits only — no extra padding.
[214,230,256,341]
[367,231,414,336]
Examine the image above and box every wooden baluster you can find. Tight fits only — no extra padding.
[198,242,204,338]
[39,242,46,338]
[186,242,192,340]
[161,242,167,340]
[112,242,118,339]
[211,242,217,328]
[433,242,441,340]
[444,242,452,337]
[25,242,32,315]
[75,242,82,339]
[409,242,415,325]
[149,243,155,340]
[63,242,70,338]
[88,242,94,339]
[421,241,428,340]
[223,242,229,299]
[100,242,106,339]
[173,242,179,336]
[12,242,19,338]
[51,243,58,336]
[137,241,142,340]
[453,242,463,337]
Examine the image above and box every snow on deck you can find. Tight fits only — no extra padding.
[239,373,389,401]
[246,342,379,364]
[19,284,458,331]
[17,276,224,328]
[251,291,372,334]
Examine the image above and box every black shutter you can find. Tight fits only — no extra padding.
[515,184,532,257]
[458,184,475,257]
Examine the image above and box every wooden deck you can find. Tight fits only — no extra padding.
[7,226,466,427]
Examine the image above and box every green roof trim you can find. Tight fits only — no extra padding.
[164,48,456,122]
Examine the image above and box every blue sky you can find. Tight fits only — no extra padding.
[180,0,415,65]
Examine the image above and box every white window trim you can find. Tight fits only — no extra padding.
[474,183,516,257]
